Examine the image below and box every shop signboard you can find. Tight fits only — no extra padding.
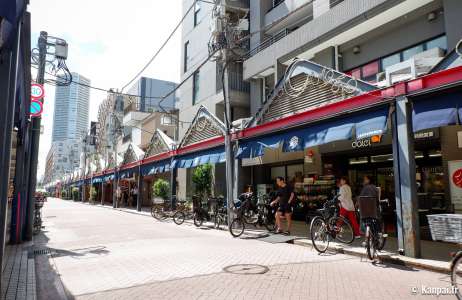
[448,160,462,212]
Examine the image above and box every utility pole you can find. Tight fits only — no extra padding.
[24,31,47,240]
[112,93,123,209]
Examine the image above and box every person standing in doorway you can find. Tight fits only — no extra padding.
[271,177,295,235]
[338,176,361,238]
[360,175,378,198]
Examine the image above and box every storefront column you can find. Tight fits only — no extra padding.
[393,96,421,258]
[233,158,240,202]
[137,171,143,212]
[100,182,104,205]
[170,165,177,209]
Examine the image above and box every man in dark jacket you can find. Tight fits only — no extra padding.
[360,175,378,198]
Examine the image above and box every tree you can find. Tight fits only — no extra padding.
[152,179,170,200]
[192,164,213,199]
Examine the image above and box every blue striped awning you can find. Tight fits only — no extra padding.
[140,159,171,176]
[412,92,462,132]
[237,107,389,159]
[175,147,225,169]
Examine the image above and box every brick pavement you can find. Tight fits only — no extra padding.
[35,198,455,300]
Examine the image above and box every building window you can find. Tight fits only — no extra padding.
[272,0,284,9]
[192,71,200,105]
[402,44,424,61]
[425,35,447,51]
[194,2,201,27]
[330,0,344,8]
[184,41,190,73]
[161,115,173,126]
[381,53,401,71]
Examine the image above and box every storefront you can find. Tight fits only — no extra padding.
[234,59,462,257]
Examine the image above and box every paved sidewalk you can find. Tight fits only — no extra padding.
[36,198,456,299]
[86,201,459,273]
[1,242,37,300]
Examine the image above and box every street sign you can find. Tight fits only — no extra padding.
[30,99,43,117]
[31,83,45,100]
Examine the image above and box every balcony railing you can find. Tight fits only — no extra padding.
[243,28,292,60]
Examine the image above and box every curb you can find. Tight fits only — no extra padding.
[293,239,451,274]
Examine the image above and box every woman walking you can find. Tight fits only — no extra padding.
[338,176,361,238]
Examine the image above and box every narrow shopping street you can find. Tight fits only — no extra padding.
[32,198,452,300]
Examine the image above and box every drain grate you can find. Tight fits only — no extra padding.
[31,248,55,256]
[223,264,269,275]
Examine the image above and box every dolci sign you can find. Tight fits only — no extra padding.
[352,135,382,149]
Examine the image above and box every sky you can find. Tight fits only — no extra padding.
[29,0,183,179]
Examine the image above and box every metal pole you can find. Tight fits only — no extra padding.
[112,123,118,208]
[24,31,47,240]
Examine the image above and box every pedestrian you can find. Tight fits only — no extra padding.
[131,185,138,207]
[116,186,122,208]
[338,176,361,238]
[360,175,378,198]
[270,176,295,235]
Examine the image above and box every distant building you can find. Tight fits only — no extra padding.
[46,72,91,184]
[52,72,90,142]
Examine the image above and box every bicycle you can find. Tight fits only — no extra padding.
[193,196,222,227]
[33,196,45,234]
[358,196,389,260]
[151,199,171,221]
[172,199,194,225]
[213,201,228,229]
[427,214,462,300]
[309,195,355,253]
[229,193,277,238]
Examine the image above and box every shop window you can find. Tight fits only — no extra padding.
[428,149,442,158]
[287,164,303,182]
[350,68,361,79]
[271,166,285,181]
[415,151,424,159]
[402,44,424,61]
[361,61,379,78]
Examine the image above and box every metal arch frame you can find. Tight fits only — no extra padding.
[249,59,378,128]
[143,129,176,160]
[178,105,226,148]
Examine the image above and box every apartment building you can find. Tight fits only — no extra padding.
[245,0,462,114]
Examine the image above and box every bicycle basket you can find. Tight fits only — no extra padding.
[358,196,378,219]
[427,214,462,243]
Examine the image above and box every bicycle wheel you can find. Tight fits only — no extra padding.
[330,216,354,244]
[451,252,462,300]
[173,211,185,225]
[263,207,276,232]
[365,227,377,260]
[193,213,203,227]
[377,221,387,250]
[229,218,245,238]
[310,216,330,253]
[152,206,166,221]
[213,214,220,229]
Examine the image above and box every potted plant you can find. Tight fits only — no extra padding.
[90,187,98,204]
[61,189,67,199]
[192,163,213,201]
[152,179,169,204]
[72,187,79,201]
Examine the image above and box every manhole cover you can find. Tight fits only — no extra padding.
[223,264,269,275]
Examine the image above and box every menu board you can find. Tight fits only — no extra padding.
[449,160,462,213]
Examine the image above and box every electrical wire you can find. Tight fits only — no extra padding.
[120,0,197,91]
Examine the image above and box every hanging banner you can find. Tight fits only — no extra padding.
[449,160,462,212]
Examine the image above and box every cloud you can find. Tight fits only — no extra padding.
[29,0,183,178]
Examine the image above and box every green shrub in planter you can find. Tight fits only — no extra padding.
[72,187,79,201]
[192,163,213,199]
[61,190,67,199]
[152,179,169,201]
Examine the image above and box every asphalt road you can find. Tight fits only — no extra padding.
[34,198,455,300]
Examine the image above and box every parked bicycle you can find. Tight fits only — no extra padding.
[229,192,276,238]
[172,199,194,225]
[151,199,172,221]
[213,200,228,229]
[33,195,45,234]
[427,214,462,299]
[193,196,223,227]
[309,195,354,253]
[358,196,389,260]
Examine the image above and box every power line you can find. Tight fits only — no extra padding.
[120,0,197,91]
